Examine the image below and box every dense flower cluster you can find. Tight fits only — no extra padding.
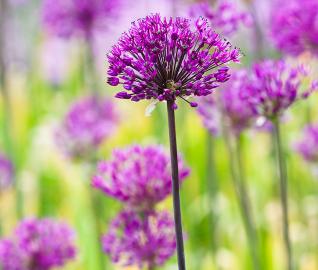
[198,70,256,134]
[188,0,252,37]
[103,210,176,268]
[42,0,122,38]
[271,0,318,56]
[242,60,317,119]
[0,218,76,270]
[0,153,13,191]
[107,14,240,109]
[92,145,190,210]
[296,124,318,163]
[56,96,117,160]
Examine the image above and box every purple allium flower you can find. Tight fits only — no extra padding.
[0,153,13,191]
[243,60,317,119]
[198,70,256,135]
[107,14,240,109]
[0,218,76,270]
[271,0,318,56]
[296,124,318,163]
[103,210,176,268]
[0,239,27,270]
[56,96,117,160]
[188,0,252,37]
[92,145,190,210]
[42,0,122,39]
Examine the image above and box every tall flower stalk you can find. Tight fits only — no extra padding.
[198,69,262,268]
[272,118,293,270]
[167,100,186,268]
[106,14,240,269]
[223,125,261,270]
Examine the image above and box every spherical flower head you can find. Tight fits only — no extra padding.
[15,218,76,269]
[243,60,317,120]
[271,0,318,56]
[188,0,252,37]
[92,145,190,210]
[107,14,240,109]
[296,124,318,163]
[0,239,28,270]
[0,153,14,191]
[42,0,122,39]
[103,210,176,268]
[197,70,257,135]
[56,95,117,160]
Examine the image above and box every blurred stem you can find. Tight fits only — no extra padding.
[89,188,106,270]
[272,119,294,270]
[0,0,22,219]
[250,1,264,60]
[223,123,261,270]
[85,35,99,93]
[206,133,219,256]
[167,100,186,270]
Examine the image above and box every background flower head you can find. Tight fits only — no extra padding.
[188,0,252,37]
[103,210,176,268]
[270,0,318,56]
[198,70,256,135]
[107,14,240,109]
[92,144,190,210]
[56,95,117,160]
[42,0,122,39]
[0,153,13,191]
[242,60,317,119]
[296,124,318,163]
[0,218,76,270]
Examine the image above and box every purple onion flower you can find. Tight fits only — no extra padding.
[0,239,27,270]
[103,210,176,268]
[0,218,76,270]
[188,0,252,37]
[243,60,317,119]
[296,124,318,163]
[198,70,256,135]
[56,95,117,160]
[92,145,190,210]
[0,153,13,191]
[107,14,240,109]
[271,0,318,56]
[42,0,122,39]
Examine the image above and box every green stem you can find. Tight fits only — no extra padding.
[272,119,293,270]
[167,100,186,270]
[89,189,106,270]
[0,0,22,219]
[223,124,260,270]
[206,133,219,255]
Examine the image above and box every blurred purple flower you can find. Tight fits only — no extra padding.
[0,153,13,191]
[0,218,76,270]
[42,0,122,39]
[56,96,117,160]
[198,70,256,135]
[0,239,27,270]
[271,0,318,56]
[103,210,176,268]
[296,124,318,163]
[188,0,252,37]
[92,145,190,210]
[107,14,240,109]
[243,60,317,119]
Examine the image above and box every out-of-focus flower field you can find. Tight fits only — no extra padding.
[0,0,318,269]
